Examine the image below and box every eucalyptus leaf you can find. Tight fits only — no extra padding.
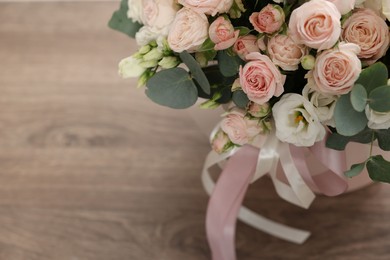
[180,51,211,95]
[350,84,367,112]
[145,68,198,109]
[367,155,390,183]
[326,128,374,150]
[217,50,244,77]
[108,0,142,38]
[235,26,251,36]
[232,90,249,108]
[375,129,390,151]
[334,94,368,136]
[355,62,388,94]
[368,85,390,112]
[345,162,366,178]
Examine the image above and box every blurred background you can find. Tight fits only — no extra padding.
[0,1,390,259]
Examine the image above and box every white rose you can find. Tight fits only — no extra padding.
[302,85,338,127]
[167,8,209,53]
[272,93,326,147]
[366,106,390,129]
[118,56,146,78]
[135,26,160,46]
[141,0,179,36]
[127,0,144,23]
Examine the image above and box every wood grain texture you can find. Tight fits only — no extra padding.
[0,2,390,260]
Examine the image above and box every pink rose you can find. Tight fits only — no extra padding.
[168,8,209,53]
[220,109,262,145]
[178,0,234,16]
[239,52,286,104]
[326,0,356,15]
[250,4,285,34]
[267,34,309,71]
[209,16,239,50]
[289,0,341,51]
[342,8,390,65]
[307,43,362,95]
[233,35,260,60]
[211,129,231,154]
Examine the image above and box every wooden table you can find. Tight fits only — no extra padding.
[0,2,389,259]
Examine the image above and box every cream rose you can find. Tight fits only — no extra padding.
[272,93,326,147]
[167,8,209,53]
[326,0,356,14]
[306,43,361,95]
[288,0,341,51]
[249,4,285,34]
[239,52,285,104]
[141,0,179,37]
[342,8,390,65]
[178,0,234,16]
[233,35,260,60]
[267,34,308,71]
[209,16,239,50]
[302,85,337,126]
[220,109,262,145]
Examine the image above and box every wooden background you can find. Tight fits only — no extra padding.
[0,2,390,259]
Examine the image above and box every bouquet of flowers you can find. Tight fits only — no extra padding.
[110,0,390,257]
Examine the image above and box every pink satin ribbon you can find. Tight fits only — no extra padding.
[206,145,258,260]
[206,140,348,260]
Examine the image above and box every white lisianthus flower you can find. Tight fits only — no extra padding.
[272,93,326,147]
[302,85,338,127]
[118,56,145,78]
[127,0,144,23]
[365,106,390,129]
[135,26,160,46]
[383,0,390,20]
[360,0,390,20]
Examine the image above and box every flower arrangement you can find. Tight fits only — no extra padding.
[110,0,390,257]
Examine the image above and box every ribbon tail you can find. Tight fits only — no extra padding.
[203,145,312,260]
[205,145,258,260]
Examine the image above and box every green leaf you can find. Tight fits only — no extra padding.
[368,85,390,112]
[180,51,211,95]
[375,129,390,151]
[232,90,249,108]
[145,68,198,109]
[334,94,368,136]
[345,162,366,178]
[326,128,374,150]
[367,155,390,183]
[217,50,244,77]
[235,26,251,36]
[197,38,215,52]
[355,62,388,94]
[350,84,367,112]
[108,0,142,38]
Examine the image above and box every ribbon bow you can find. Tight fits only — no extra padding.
[202,131,348,260]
